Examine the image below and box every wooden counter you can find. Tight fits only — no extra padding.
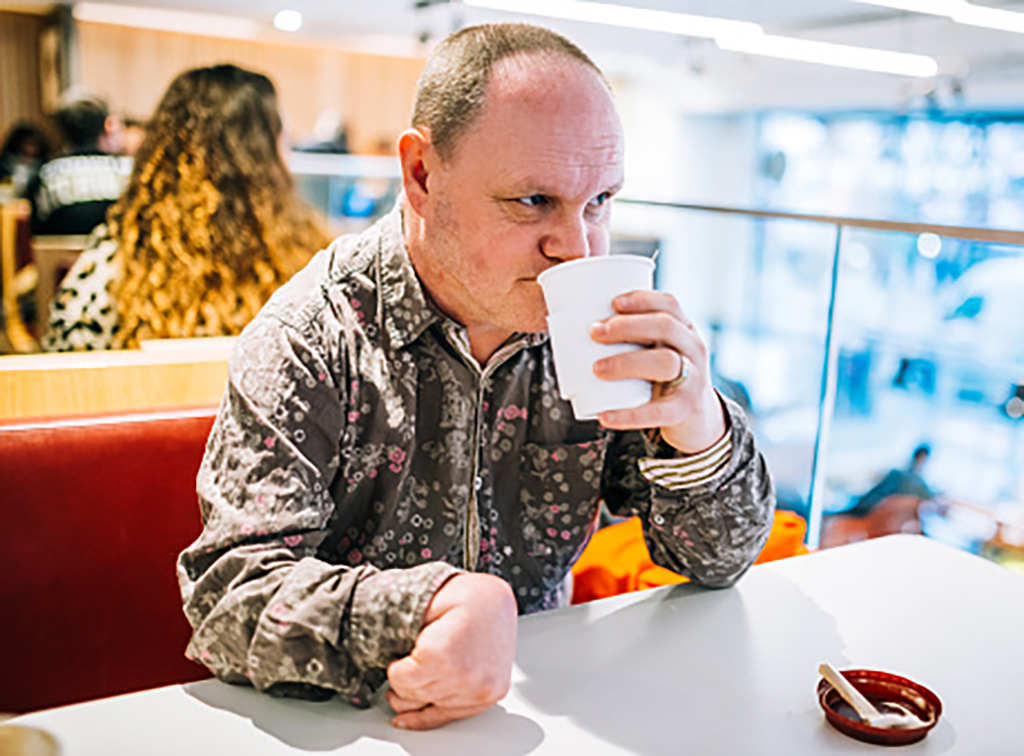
[0,339,233,420]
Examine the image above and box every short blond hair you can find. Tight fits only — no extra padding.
[412,23,605,161]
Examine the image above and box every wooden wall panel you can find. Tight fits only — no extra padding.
[0,10,45,139]
[76,22,424,153]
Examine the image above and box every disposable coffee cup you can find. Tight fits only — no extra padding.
[538,256,656,421]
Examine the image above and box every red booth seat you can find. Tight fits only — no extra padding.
[0,408,217,713]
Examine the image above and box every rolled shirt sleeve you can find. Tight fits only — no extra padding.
[602,394,775,588]
[637,430,732,490]
[177,274,459,706]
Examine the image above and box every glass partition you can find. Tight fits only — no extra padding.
[618,199,1024,563]
[613,202,837,520]
[289,152,401,235]
[827,227,1024,555]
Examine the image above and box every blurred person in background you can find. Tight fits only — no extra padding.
[31,92,131,234]
[820,443,936,548]
[43,64,330,351]
[0,122,51,198]
[847,443,935,518]
[121,116,148,157]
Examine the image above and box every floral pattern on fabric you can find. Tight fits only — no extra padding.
[177,206,775,706]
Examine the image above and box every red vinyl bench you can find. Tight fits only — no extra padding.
[0,407,217,713]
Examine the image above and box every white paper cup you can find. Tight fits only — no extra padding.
[539,255,655,320]
[546,312,651,419]
[538,256,656,420]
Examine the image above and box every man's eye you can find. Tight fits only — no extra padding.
[589,192,612,207]
[515,194,547,207]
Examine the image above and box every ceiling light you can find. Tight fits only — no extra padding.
[951,3,1024,33]
[858,0,1024,35]
[717,33,939,77]
[273,9,303,32]
[465,0,937,77]
[857,0,961,12]
[74,2,261,38]
[463,0,761,39]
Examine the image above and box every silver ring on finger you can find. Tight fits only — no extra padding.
[661,352,689,390]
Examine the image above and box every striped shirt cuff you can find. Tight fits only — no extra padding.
[637,431,732,490]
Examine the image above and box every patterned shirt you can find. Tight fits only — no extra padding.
[43,225,119,352]
[177,206,775,706]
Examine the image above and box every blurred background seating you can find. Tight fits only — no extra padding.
[572,510,810,605]
[0,198,34,352]
[32,233,88,337]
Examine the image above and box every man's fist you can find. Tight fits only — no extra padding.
[386,572,518,730]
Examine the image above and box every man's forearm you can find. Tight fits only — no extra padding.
[180,539,460,706]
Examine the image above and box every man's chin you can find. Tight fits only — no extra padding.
[521,301,551,334]
[501,314,547,335]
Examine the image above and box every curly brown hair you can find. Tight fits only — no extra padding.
[108,64,330,347]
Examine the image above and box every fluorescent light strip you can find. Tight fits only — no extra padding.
[73,2,262,39]
[858,0,962,12]
[956,4,1024,33]
[717,33,939,77]
[464,0,761,39]
[465,0,938,77]
[859,0,1024,34]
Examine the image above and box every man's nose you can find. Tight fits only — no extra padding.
[541,213,591,263]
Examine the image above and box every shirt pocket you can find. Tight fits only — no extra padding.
[517,435,609,587]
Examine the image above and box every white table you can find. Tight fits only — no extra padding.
[11,535,1024,754]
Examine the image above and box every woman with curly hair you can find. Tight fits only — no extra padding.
[44,64,330,351]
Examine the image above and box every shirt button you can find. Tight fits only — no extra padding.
[653,514,665,526]
[475,476,483,491]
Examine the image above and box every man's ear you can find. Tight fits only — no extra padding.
[398,128,435,216]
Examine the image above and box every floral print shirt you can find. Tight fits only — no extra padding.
[177,207,775,707]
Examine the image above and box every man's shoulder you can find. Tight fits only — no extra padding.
[244,223,383,339]
[321,223,382,285]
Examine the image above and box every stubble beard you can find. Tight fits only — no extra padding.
[428,197,548,335]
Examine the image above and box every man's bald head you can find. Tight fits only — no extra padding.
[412,23,609,162]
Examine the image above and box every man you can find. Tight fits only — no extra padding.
[31,92,130,235]
[847,444,935,518]
[178,23,774,731]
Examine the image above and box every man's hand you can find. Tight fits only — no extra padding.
[386,572,517,730]
[589,290,726,454]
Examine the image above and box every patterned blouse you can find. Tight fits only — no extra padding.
[177,207,775,707]
[43,225,119,352]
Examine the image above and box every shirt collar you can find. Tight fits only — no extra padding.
[362,205,441,352]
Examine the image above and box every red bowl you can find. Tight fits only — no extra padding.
[817,668,942,747]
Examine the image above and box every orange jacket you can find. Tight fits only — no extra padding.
[572,510,809,604]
